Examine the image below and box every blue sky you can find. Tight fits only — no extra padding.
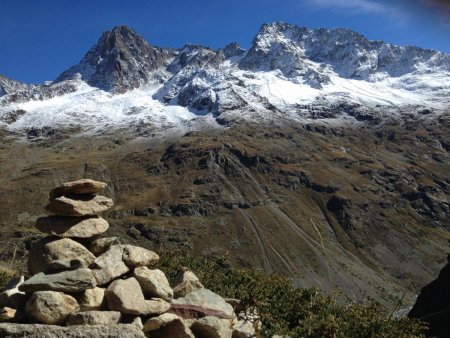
[1,0,449,83]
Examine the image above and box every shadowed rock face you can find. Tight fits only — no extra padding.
[0,118,448,308]
[409,255,450,337]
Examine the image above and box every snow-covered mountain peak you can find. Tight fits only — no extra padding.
[240,22,450,81]
[0,75,30,96]
[1,22,449,135]
[55,25,175,93]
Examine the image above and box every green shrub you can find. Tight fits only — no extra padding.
[0,269,15,290]
[157,251,427,338]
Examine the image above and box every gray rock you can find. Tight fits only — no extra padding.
[19,268,96,293]
[90,245,129,285]
[35,216,109,239]
[173,271,204,298]
[0,323,146,337]
[105,277,169,316]
[134,267,173,301]
[46,195,113,217]
[169,304,233,320]
[49,179,107,200]
[143,313,194,337]
[89,237,121,255]
[131,316,143,330]
[25,291,79,324]
[66,311,121,326]
[78,287,106,311]
[28,238,95,275]
[172,289,235,318]
[122,245,159,267]
[191,316,233,338]
[47,259,87,271]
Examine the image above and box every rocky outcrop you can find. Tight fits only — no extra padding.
[1,179,257,337]
[409,254,450,337]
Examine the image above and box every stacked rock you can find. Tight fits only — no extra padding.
[0,179,257,338]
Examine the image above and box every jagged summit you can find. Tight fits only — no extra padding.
[0,75,28,96]
[56,25,174,93]
[1,22,449,133]
[240,22,450,80]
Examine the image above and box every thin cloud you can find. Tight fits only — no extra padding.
[421,0,450,12]
[420,0,450,28]
[310,0,408,23]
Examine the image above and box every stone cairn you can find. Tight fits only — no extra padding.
[0,179,256,338]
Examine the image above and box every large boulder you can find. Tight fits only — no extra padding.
[46,195,113,217]
[172,289,235,318]
[190,316,233,338]
[0,323,146,337]
[28,238,95,275]
[25,291,79,324]
[90,245,129,285]
[173,271,204,298]
[143,313,194,337]
[35,216,109,239]
[66,311,121,326]
[89,237,121,255]
[105,277,170,316]
[409,258,450,338]
[19,268,96,293]
[134,267,173,301]
[49,179,107,200]
[78,287,106,311]
[169,304,234,320]
[122,245,160,267]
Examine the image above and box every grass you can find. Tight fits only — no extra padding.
[0,265,16,290]
[157,251,428,338]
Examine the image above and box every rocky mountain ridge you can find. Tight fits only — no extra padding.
[0,23,449,135]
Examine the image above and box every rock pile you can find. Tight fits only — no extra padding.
[0,179,256,337]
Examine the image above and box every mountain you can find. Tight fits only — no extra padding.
[0,23,449,133]
[0,23,449,307]
[0,75,29,96]
[56,26,174,93]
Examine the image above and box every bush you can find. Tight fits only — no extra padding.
[157,251,427,338]
[0,268,15,290]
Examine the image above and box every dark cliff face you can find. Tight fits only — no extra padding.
[56,26,175,93]
[409,254,450,338]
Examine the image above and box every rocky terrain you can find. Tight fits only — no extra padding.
[0,179,253,337]
[0,22,449,311]
[0,117,448,309]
